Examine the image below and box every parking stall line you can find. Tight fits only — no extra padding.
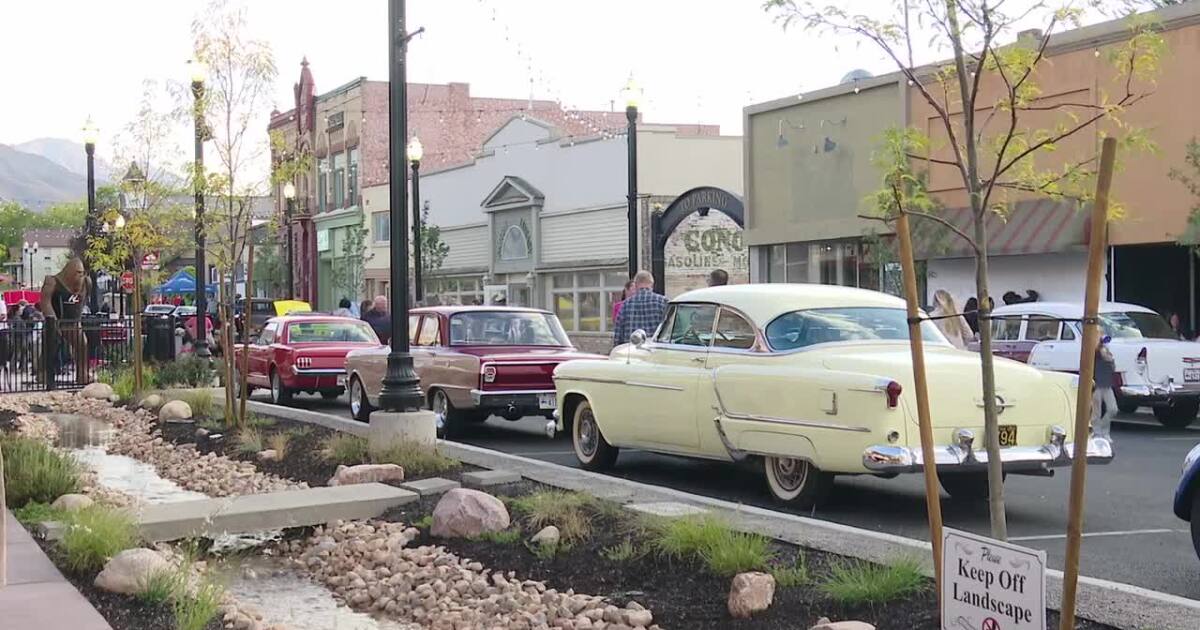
[1009,528,1181,542]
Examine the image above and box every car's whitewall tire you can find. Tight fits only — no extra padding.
[763,456,831,508]
[572,399,618,470]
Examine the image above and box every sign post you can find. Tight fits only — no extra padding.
[120,271,134,292]
[943,528,1046,630]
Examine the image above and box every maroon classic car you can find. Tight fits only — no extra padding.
[235,315,381,405]
[344,306,605,436]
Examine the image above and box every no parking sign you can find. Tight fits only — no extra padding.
[942,528,1046,630]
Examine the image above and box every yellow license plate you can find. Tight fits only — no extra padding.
[998,425,1018,447]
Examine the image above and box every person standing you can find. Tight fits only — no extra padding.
[613,270,669,346]
[708,269,729,287]
[333,298,354,318]
[1093,336,1117,440]
[611,280,635,329]
[930,289,973,350]
[38,258,91,384]
[363,295,391,344]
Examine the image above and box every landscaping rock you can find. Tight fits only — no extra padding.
[195,428,209,440]
[139,394,163,410]
[531,525,561,548]
[257,449,278,462]
[727,571,775,619]
[107,394,120,403]
[158,399,193,423]
[328,463,405,486]
[50,493,94,512]
[94,548,171,595]
[430,488,510,538]
[79,382,114,400]
[809,621,875,630]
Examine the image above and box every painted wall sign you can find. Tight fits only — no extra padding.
[942,527,1046,630]
[663,211,748,298]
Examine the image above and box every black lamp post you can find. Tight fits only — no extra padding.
[407,136,424,304]
[378,0,425,413]
[83,117,100,311]
[622,77,641,278]
[283,181,296,299]
[23,241,37,289]
[190,59,210,358]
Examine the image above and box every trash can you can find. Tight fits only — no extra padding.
[143,315,176,362]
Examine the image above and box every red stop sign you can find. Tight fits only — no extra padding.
[120,272,134,291]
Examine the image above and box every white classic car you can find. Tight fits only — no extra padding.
[990,302,1200,427]
[552,284,1113,506]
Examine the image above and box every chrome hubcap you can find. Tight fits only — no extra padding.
[272,374,281,400]
[350,380,361,415]
[433,392,447,430]
[772,457,808,492]
[577,409,598,457]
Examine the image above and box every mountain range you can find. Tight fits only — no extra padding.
[0,138,112,210]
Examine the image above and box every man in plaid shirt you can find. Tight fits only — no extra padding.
[613,270,669,345]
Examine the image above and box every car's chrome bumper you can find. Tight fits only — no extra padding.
[862,436,1114,473]
[1120,382,1200,398]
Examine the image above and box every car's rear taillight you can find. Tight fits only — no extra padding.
[1136,347,1148,374]
[885,381,903,409]
[296,356,312,369]
[482,365,496,383]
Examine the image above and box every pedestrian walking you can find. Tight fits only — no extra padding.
[333,298,354,318]
[611,280,634,328]
[1093,336,1117,440]
[359,299,373,320]
[930,289,973,350]
[613,270,669,346]
[363,295,391,344]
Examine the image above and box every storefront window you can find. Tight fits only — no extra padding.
[767,239,877,289]
[348,148,359,206]
[372,211,389,243]
[332,152,345,208]
[786,243,809,282]
[428,276,483,306]
[549,270,626,332]
[768,245,785,283]
[317,158,328,213]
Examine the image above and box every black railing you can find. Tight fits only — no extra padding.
[0,317,140,393]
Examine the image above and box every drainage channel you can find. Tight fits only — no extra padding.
[46,413,411,630]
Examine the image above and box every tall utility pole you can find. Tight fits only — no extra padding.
[83,117,100,312]
[623,77,640,278]
[191,59,211,358]
[378,0,425,412]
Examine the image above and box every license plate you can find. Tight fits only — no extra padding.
[337,375,347,386]
[538,393,557,410]
[998,425,1018,447]
[1185,368,1200,383]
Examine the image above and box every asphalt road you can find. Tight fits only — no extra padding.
[254,390,1200,599]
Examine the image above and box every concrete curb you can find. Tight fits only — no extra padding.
[251,401,1200,630]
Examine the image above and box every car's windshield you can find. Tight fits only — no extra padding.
[287,321,378,343]
[766,307,946,351]
[449,311,570,346]
[145,305,174,314]
[1099,311,1177,340]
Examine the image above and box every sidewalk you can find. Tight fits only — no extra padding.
[1,510,112,630]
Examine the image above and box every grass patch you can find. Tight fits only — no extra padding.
[509,490,595,543]
[235,427,263,455]
[601,540,643,563]
[174,390,215,419]
[137,566,185,605]
[648,516,776,576]
[473,529,522,545]
[320,434,369,465]
[770,554,811,588]
[369,442,459,478]
[174,577,224,630]
[245,413,276,429]
[1,437,81,508]
[197,417,224,432]
[12,500,70,525]
[265,432,291,459]
[413,515,434,530]
[153,356,214,389]
[60,505,138,574]
[819,558,925,605]
[100,365,137,402]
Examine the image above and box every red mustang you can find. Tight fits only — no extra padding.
[235,315,380,405]
[344,306,604,436]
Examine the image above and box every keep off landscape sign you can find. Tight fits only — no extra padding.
[942,528,1046,630]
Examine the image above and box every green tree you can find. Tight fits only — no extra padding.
[765,0,1164,539]
[250,233,287,298]
[331,219,372,305]
[419,206,450,282]
[1168,138,1200,246]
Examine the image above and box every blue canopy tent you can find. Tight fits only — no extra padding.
[153,269,216,295]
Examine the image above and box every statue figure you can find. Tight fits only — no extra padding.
[38,257,91,385]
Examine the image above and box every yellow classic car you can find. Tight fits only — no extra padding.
[552,284,1114,507]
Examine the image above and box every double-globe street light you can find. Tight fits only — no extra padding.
[407,136,424,305]
[22,241,38,289]
[189,59,211,358]
[622,77,642,279]
[283,182,296,299]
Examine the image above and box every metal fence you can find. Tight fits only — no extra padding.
[0,317,143,393]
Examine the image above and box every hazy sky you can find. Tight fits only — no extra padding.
[0,0,1121,168]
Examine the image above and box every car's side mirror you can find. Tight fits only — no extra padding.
[630,329,648,348]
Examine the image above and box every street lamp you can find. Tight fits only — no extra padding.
[23,241,38,289]
[283,181,296,299]
[378,0,424,413]
[621,76,642,278]
[407,136,424,304]
[189,58,210,358]
[82,116,100,311]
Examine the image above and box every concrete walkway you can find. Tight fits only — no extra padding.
[1,510,112,630]
[136,482,417,542]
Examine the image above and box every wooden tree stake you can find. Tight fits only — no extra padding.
[1060,137,1117,630]
[238,243,254,425]
[896,211,945,595]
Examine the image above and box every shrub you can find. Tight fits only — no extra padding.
[649,516,775,576]
[12,501,70,525]
[369,442,459,478]
[245,414,276,429]
[153,356,214,389]
[473,529,522,545]
[413,515,434,530]
[601,540,642,563]
[99,365,137,402]
[1,437,81,508]
[59,505,138,574]
[770,554,810,588]
[819,558,925,605]
[320,434,369,465]
[265,432,291,459]
[236,427,263,455]
[174,578,224,630]
[510,490,595,543]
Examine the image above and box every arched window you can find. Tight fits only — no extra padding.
[500,224,530,260]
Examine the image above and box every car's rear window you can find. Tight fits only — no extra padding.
[766,307,945,351]
[287,321,378,343]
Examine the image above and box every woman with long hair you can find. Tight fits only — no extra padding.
[611,279,635,327]
[930,289,973,350]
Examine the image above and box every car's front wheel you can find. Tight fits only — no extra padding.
[1191,485,1200,561]
[1153,399,1199,428]
[763,456,832,508]
[270,368,293,405]
[939,472,1005,500]
[349,376,373,423]
[1115,396,1140,414]
[430,389,467,439]
[572,399,618,471]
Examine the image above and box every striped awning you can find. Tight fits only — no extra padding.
[916,198,1091,259]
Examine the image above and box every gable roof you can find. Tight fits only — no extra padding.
[481,176,545,211]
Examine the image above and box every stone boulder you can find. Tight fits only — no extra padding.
[139,394,163,410]
[257,449,278,462]
[728,572,775,619]
[94,548,171,595]
[531,525,560,547]
[430,488,510,538]
[809,620,875,630]
[80,382,114,401]
[158,399,193,423]
[328,463,405,486]
[50,493,94,512]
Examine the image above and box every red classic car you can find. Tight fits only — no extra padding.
[344,306,605,436]
[235,315,380,405]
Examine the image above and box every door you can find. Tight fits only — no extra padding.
[990,315,1027,361]
[697,307,762,456]
[618,303,717,450]
[247,322,278,385]
[1028,319,1082,372]
[412,314,440,395]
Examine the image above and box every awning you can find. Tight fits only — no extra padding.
[916,198,1091,259]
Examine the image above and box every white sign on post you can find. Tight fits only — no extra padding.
[942,527,1046,630]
